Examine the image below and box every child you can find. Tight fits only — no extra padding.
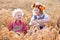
[29,2,50,29]
[8,8,27,34]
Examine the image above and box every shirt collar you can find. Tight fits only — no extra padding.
[37,14,44,18]
[15,20,22,23]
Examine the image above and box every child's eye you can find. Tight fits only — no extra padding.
[18,15,20,16]
[18,15,22,17]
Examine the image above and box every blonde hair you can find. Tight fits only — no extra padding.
[12,8,24,17]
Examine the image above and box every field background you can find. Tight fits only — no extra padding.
[0,0,60,13]
[0,0,60,27]
[0,0,60,40]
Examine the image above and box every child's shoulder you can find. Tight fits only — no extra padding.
[44,13,49,17]
[9,21,15,25]
[8,21,14,26]
[43,13,50,19]
[10,22,14,25]
[21,21,26,25]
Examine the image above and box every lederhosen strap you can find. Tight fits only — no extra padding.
[12,23,23,32]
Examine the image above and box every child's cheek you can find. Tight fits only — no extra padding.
[14,16,18,19]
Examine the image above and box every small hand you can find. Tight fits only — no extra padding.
[36,20,44,26]
[32,21,37,25]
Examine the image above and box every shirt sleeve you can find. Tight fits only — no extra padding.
[37,14,50,23]
[22,22,27,32]
[43,14,50,22]
[8,22,13,31]
[29,16,34,25]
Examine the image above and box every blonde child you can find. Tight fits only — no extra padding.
[8,8,27,34]
[29,2,50,29]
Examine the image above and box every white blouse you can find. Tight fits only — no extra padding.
[29,13,50,26]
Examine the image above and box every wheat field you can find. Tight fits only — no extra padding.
[0,0,60,40]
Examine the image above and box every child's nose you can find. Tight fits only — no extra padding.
[18,15,22,18]
[18,15,20,16]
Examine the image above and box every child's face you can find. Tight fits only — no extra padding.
[33,8,42,16]
[14,11,22,20]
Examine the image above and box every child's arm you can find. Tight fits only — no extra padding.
[29,16,37,26]
[22,22,28,33]
[37,15,50,24]
[8,23,13,31]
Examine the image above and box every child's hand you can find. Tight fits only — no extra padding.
[36,20,44,25]
[36,20,41,23]
[32,21,37,25]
